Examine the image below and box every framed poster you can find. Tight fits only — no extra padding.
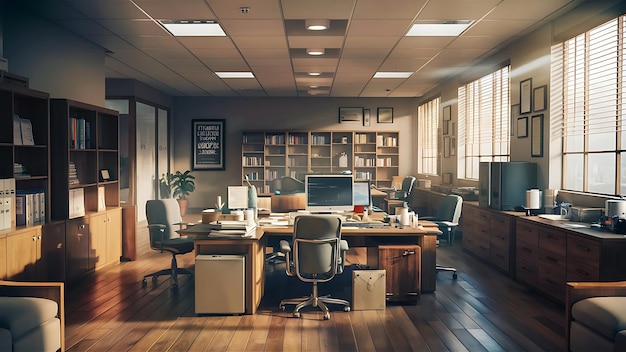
[517,117,528,138]
[520,78,532,114]
[443,105,451,121]
[533,85,547,111]
[531,114,543,157]
[339,107,363,123]
[377,107,394,123]
[192,119,225,170]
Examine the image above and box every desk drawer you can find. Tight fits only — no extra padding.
[516,220,538,246]
[539,228,566,256]
[567,235,600,268]
[517,256,538,285]
[476,209,490,227]
[567,260,600,282]
[490,246,510,272]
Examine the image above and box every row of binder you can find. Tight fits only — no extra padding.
[15,189,46,227]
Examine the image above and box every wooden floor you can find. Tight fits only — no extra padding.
[64,223,565,351]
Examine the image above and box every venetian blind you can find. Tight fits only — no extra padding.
[417,97,440,175]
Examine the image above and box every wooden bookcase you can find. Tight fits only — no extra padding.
[242,130,399,193]
[0,83,50,226]
[50,99,120,220]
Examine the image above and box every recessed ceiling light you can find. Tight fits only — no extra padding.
[215,72,255,78]
[309,85,319,89]
[305,19,330,31]
[159,20,226,36]
[373,72,413,78]
[308,72,322,76]
[406,20,474,37]
[307,48,325,56]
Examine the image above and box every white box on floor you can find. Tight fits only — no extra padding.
[352,270,386,310]
[195,254,245,314]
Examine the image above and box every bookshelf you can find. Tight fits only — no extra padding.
[242,130,399,193]
[0,83,50,228]
[50,99,120,220]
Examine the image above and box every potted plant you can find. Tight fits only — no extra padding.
[168,170,196,216]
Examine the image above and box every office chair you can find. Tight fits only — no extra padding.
[279,215,351,320]
[385,176,416,214]
[142,199,195,289]
[421,194,463,279]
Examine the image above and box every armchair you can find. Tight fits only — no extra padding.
[279,215,351,320]
[0,280,64,352]
[566,281,626,352]
[143,199,195,289]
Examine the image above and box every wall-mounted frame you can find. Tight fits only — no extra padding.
[363,108,371,126]
[339,107,363,123]
[533,85,547,112]
[511,104,520,136]
[517,117,528,138]
[443,105,451,121]
[531,114,544,157]
[377,107,393,123]
[443,136,450,158]
[520,78,532,114]
[450,137,456,156]
[192,119,225,170]
[442,120,449,135]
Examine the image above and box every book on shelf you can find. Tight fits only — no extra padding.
[13,115,22,145]
[12,115,35,146]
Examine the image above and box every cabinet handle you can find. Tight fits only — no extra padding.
[79,224,86,229]
[576,244,591,252]
[545,256,559,263]
[32,236,36,241]
[576,268,589,276]
[38,235,42,240]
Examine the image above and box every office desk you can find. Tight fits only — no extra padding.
[186,222,440,314]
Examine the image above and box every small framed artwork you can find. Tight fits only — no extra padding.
[531,114,544,157]
[363,109,371,126]
[442,120,449,135]
[443,105,451,121]
[520,78,532,114]
[100,169,111,181]
[377,107,393,123]
[517,117,528,138]
[533,85,547,112]
[450,137,456,156]
[443,136,450,158]
[339,107,363,123]
[511,104,520,136]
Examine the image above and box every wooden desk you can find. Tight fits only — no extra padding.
[185,222,440,314]
[262,223,440,293]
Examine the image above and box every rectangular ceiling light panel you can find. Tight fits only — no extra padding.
[159,20,226,36]
[406,21,474,37]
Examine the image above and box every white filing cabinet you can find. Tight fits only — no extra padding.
[195,254,245,314]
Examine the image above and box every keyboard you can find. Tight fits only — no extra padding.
[342,221,388,228]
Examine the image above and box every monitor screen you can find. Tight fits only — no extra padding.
[305,174,354,213]
[353,181,371,207]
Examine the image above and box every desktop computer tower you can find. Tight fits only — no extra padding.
[479,162,537,211]
[195,254,245,315]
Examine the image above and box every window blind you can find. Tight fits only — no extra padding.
[417,97,440,175]
[457,66,511,180]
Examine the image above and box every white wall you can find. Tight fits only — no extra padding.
[172,97,418,210]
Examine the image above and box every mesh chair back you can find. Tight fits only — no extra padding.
[293,215,342,281]
[435,195,463,222]
[146,199,183,249]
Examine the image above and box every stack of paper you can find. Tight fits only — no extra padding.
[206,220,257,237]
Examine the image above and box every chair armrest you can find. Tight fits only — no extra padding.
[147,224,166,230]
[279,240,294,276]
[340,239,349,252]
[434,221,458,228]
[279,240,291,253]
[0,280,65,352]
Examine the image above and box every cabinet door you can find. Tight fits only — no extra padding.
[89,212,108,269]
[106,208,122,265]
[6,227,40,280]
[41,221,66,281]
[66,217,90,281]
[0,235,6,280]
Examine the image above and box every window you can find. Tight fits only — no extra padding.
[553,16,625,195]
[457,66,511,179]
[417,97,440,175]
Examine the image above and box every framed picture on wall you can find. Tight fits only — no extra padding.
[363,109,371,126]
[192,119,225,170]
[533,85,547,111]
[339,107,363,123]
[531,114,544,157]
[520,78,532,114]
[377,107,393,123]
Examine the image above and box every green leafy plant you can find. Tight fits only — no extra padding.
[168,170,196,200]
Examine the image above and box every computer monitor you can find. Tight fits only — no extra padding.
[353,181,371,207]
[305,174,354,213]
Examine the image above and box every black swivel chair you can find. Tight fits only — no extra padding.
[142,199,195,288]
[279,215,351,320]
[385,176,416,213]
[422,194,463,279]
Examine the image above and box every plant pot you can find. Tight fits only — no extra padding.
[177,199,189,217]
